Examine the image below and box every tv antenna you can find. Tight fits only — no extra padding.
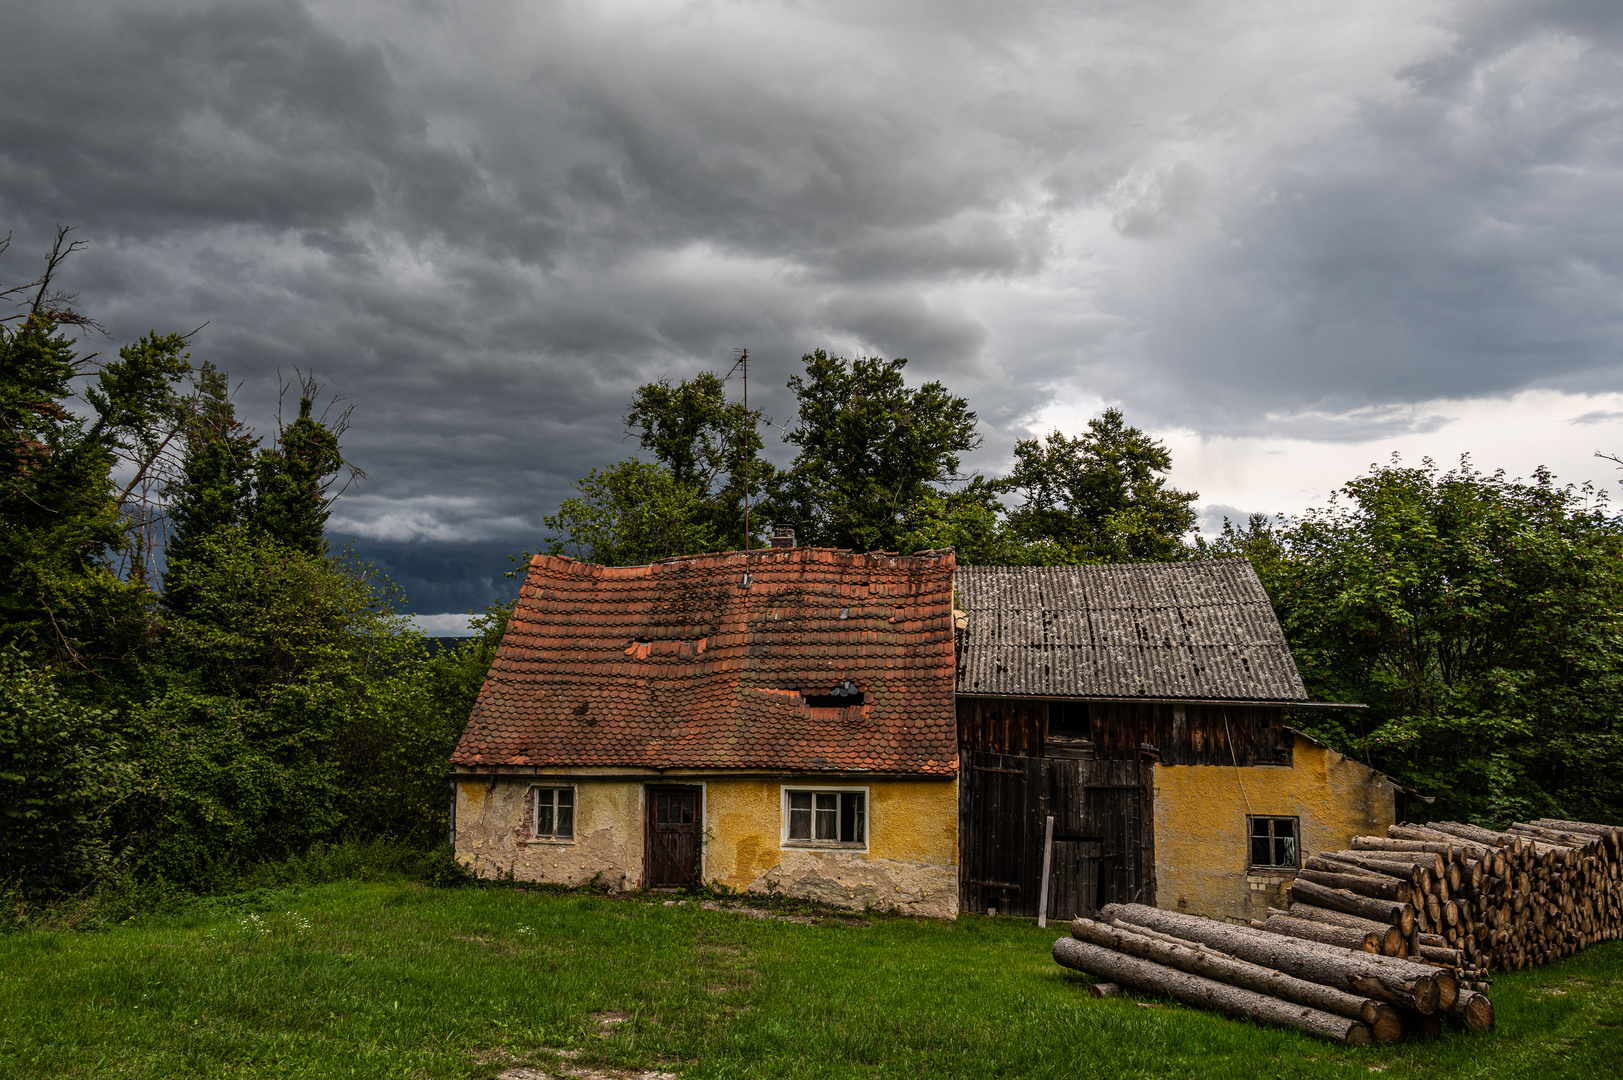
[726,348,752,552]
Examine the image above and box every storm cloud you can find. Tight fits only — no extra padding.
[5,0,1622,616]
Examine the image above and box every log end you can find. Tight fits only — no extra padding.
[1088,982,1123,999]
[1452,991,1495,1034]
[1371,1005,1404,1044]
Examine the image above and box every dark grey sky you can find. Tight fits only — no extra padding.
[6,0,1623,620]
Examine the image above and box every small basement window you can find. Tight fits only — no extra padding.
[784,788,867,846]
[533,786,575,841]
[1249,815,1298,869]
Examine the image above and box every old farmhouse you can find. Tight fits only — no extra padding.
[449,544,963,918]
[451,543,1398,923]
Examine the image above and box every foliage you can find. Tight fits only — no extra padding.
[0,651,132,898]
[995,408,1199,563]
[543,458,722,565]
[334,600,512,847]
[252,383,351,557]
[625,370,778,549]
[0,322,184,672]
[780,350,981,552]
[122,529,412,887]
[160,361,257,614]
[1218,458,1623,825]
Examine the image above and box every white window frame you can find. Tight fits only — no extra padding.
[530,784,578,844]
[780,785,869,851]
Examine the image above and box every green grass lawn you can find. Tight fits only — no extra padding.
[1,882,1618,1080]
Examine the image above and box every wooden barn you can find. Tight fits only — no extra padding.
[954,559,1399,925]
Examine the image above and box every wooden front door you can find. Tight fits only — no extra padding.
[645,786,702,887]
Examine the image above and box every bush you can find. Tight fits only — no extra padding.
[0,651,132,899]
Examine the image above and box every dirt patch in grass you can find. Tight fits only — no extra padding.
[496,1067,676,1080]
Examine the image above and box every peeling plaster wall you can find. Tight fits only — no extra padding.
[454,776,644,891]
[706,777,959,919]
[1153,733,1397,924]
[453,773,959,918]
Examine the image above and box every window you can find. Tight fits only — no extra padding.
[1249,816,1298,868]
[784,788,866,846]
[533,786,575,840]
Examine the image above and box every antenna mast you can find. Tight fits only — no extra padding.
[740,348,750,552]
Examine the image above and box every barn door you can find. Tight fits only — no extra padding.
[960,753,1152,919]
[959,753,1047,916]
[645,786,702,887]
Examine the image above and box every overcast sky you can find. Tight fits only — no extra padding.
[5,0,1623,626]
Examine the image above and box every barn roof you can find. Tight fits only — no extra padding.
[452,547,958,774]
[954,559,1308,702]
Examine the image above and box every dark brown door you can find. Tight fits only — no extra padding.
[645,786,702,887]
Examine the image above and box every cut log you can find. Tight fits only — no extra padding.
[1354,836,1460,859]
[1097,904,1442,1014]
[1071,918,1401,1040]
[1415,944,1463,966]
[1279,903,1405,955]
[1446,989,1495,1033]
[1306,855,1394,878]
[1331,849,1447,880]
[1088,982,1122,998]
[1388,825,1494,861]
[1321,852,1434,889]
[1296,867,1410,904]
[1424,821,1508,847]
[1052,937,1374,1045]
[1290,878,1416,936]
[1258,913,1381,953]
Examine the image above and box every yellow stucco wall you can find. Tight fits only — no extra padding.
[454,773,959,918]
[1153,732,1397,924]
[456,776,647,892]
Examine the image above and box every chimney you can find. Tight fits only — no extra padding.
[770,524,796,549]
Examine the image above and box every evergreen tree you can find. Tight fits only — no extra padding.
[253,388,347,557]
[162,362,257,614]
[0,231,189,671]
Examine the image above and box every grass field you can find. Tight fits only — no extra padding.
[1,881,1619,1079]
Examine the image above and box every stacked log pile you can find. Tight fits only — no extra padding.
[1264,818,1621,982]
[1051,817,1619,1043]
[1054,903,1468,1044]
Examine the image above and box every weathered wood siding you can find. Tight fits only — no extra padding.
[956,697,1046,757]
[1089,702,1288,765]
[958,752,1155,919]
[955,696,1288,765]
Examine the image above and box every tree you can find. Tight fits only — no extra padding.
[625,370,777,548]
[161,362,258,615]
[0,229,191,672]
[1234,458,1623,826]
[128,528,412,885]
[252,378,352,557]
[542,458,721,566]
[996,409,1198,563]
[781,351,981,551]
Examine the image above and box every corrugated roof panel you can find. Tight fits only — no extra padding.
[955,560,1307,701]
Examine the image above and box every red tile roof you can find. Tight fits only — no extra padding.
[452,547,959,774]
